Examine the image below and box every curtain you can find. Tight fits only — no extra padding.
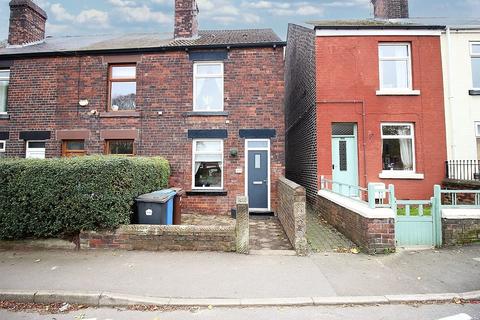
[399,139,413,170]
[195,162,201,175]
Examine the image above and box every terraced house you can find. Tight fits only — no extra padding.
[0,0,285,216]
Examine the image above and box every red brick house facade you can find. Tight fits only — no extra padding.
[0,0,285,215]
[286,12,447,200]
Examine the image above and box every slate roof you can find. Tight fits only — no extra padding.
[0,29,284,57]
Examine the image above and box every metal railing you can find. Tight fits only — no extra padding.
[445,160,480,181]
[320,176,395,209]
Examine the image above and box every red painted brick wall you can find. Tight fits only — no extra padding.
[0,47,285,215]
[315,35,446,200]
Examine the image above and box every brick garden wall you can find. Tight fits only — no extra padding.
[80,224,236,252]
[284,24,318,203]
[0,46,285,216]
[277,176,307,255]
[442,218,480,246]
[442,179,480,205]
[314,194,395,254]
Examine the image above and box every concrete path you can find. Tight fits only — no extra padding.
[1,304,480,320]
[0,245,479,299]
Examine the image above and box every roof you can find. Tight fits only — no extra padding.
[0,29,285,58]
[309,19,445,30]
[309,17,480,31]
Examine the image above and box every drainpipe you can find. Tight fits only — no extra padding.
[316,100,368,187]
[445,26,456,159]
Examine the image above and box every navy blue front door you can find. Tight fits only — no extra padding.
[248,150,268,210]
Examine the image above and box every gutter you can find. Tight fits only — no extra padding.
[313,25,445,30]
[0,41,287,60]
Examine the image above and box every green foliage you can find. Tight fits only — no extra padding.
[0,156,170,240]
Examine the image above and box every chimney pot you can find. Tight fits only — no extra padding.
[174,0,199,39]
[371,0,409,19]
[8,0,47,46]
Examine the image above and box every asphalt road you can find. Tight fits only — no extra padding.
[1,303,479,320]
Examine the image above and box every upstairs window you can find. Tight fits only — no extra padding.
[106,140,134,156]
[193,62,224,111]
[476,122,480,160]
[0,69,9,114]
[108,65,136,111]
[62,140,86,157]
[381,123,415,172]
[471,43,480,89]
[379,43,412,91]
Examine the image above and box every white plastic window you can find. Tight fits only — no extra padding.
[381,123,415,172]
[379,43,412,91]
[0,69,9,114]
[471,43,480,89]
[26,141,46,159]
[193,62,224,111]
[192,140,223,189]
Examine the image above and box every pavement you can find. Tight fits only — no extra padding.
[1,304,480,320]
[0,245,479,304]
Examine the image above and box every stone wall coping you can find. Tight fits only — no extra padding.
[82,224,235,236]
[279,176,305,194]
[318,190,395,219]
[442,209,480,219]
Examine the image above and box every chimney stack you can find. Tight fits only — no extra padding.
[8,0,47,46]
[371,0,409,19]
[174,0,199,39]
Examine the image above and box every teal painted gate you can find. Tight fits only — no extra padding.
[394,186,442,248]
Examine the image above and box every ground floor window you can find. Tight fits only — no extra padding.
[381,123,415,171]
[0,140,5,158]
[192,139,223,189]
[62,140,86,157]
[26,141,46,159]
[105,140,134,155]
[476,122,480,160]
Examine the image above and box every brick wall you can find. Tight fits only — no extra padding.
[80,224,236,252]
[372,0,409,19]
[277,176,307,255]
[314,194,395,254]
[0,46,285,215]
[442,179,480,205]
[284,24,317,203]
[443,218,480,246]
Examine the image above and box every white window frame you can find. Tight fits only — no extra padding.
[475,122,480,137]
[0,69,10,115]
[379,123,424,180]
[192,139,224,190]
[0,140,5,152]
[377,43,419,95]
[471,43,480,90]
[26,140,46,159]
[193,62,224,112]
[245,139,271,212]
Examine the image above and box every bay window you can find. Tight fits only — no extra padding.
[192,140,223,189]
[193,62,224,111]
[378,43,412,91]
[108,65,136,111]
[0,69,9,114]
[381,123,415,172]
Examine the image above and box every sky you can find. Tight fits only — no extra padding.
[0,0,479,41]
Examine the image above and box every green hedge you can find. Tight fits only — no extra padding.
[0,156,170,240]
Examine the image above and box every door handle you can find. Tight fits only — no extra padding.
[332,164,335,170]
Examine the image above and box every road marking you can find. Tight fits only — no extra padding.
[473,258,480,262]
[438,314,472,320]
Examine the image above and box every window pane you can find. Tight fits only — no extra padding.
[194,161,222,188]
[196,140,222,153]
[0,141,5,150]
[382,138,414,171]
[382,125,412,136]
[28,142,46,149]
[379,45,408,58]
[109,140,134,155]
[195,154,223,162]
[66,140,84,151]
[111,82,136,111]
[0,80,8,113]
[195,78,223,110]
[477,138,480,161]
[247,141,268,148]
[0,70,9,80]
[111,66,136,79]
[472,57,480,88]
[381,60,408,89]
[197,64,222,75]
[472,44,480,55]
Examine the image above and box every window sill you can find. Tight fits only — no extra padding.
[376,89,421,96]
[186,190,228,196]
[185,111,229,117]
[99,111,141,118]
[469,89,480,96]
[0,113,9,120]
[379,171,424,180]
